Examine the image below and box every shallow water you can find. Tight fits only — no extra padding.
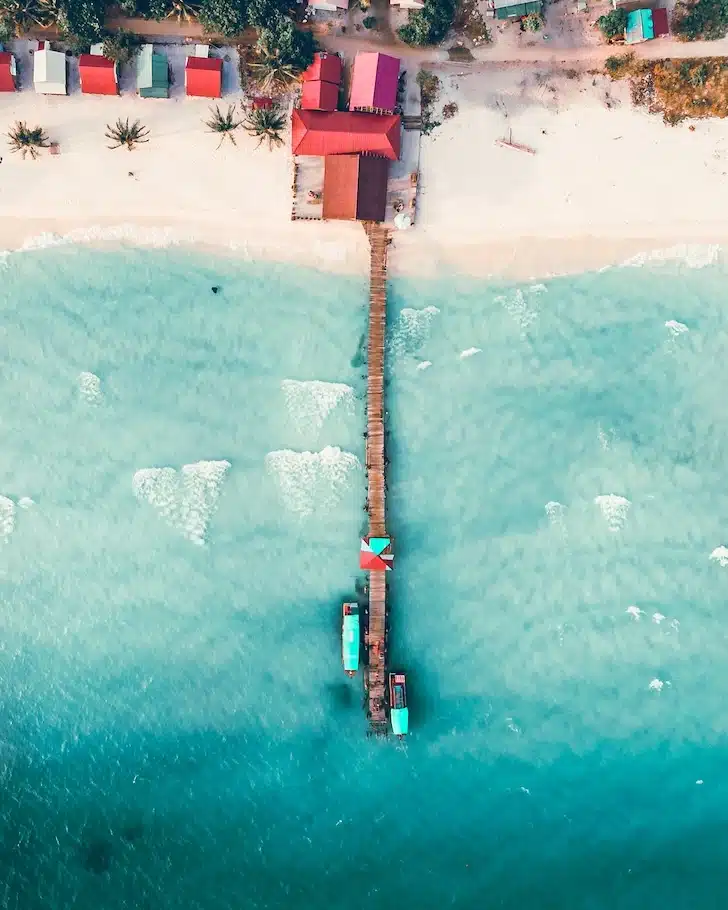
[2,244,728,909]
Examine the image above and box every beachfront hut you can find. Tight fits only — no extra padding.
[389,0,424,8]
[349,52,400,115]
[291,110,401,160]
[33,42,67,96]
[625,8,654,42]
[301,52,341,112]
[323,154,389,222]
[0,51,17,92]
[185,45,222,98]
[79,44,118,95]
[137,44,169,99]
[307,0,349,10]
[493,0,542,19]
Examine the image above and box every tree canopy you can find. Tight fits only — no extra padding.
[596,7,627,40]
[397,0,456,46]
[672,0,728,40]
[197,0,246,37]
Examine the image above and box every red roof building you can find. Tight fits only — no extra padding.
[301,79,339,112]
[652,7,669,36]
[0,52,16,92]
[78,53,117,95]
[185,56,222,98]
[291,110,400,160]
[302,52,342,86]
[323,155,389,222]
[349,52,400,114]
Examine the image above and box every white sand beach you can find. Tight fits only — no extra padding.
[3,45,728,279]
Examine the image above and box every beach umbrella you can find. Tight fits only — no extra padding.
[394,213,411,231]
[360,536,394,571]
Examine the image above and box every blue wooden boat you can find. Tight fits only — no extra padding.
[342,603,360,677]
[389,672,408,737]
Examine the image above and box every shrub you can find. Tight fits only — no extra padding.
[363,13,376,27]
[398,0,456,46]
[57,0,106,44]
[102,28,141,65]
[198,0,246,36]
[672,0,728,40]
[523,11,542,31]
[605,52,634,78]
[442,101,458,119]
[596,7,627,40]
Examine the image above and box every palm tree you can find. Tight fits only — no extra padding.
[164,0,200,24]
[248,35,300,96]
[0,0,55,33]
[7,121,49,159]
[204,104,242,147]
[243,106,286,151]
[105,118,150,151]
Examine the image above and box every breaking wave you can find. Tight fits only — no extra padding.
[594,494,631,532]
[390,306,440,357]
[0,496,15,541]
[620,244,721,269]
[265,446,361,518]
[497,288,540,334]
[459,347,481,359]
[665,320,689,337]
[710,546,728,567]
[545,500,566,533]
[78,371,103,405]
[281,380,355,435]
[132,460,231,545]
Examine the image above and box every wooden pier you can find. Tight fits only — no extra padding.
[363,222,390,736]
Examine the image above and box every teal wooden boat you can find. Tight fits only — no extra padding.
[389,672,408,737]
[342,603,360,676]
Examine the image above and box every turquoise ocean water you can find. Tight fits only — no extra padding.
[2,243,728,909]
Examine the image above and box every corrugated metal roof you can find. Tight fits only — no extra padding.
[301,79,339,111]
[291,110,400,159]
[302,52,342,86]
[33,48,66,95]
[138,46,169,97]
[323,155,389,222]
[494,0,541,16]
[78,53,117,95]
[0,52,15,92]
[349,52,400,113]
[652,6,669,35]
[185,56,222,97]
[626,8,654,42]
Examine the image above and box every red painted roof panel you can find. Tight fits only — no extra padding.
[185,56,222,98]
[301,79,339,111]
[0,52,15,92]
[291,110,400,160]
[78,54,117,95]
[302,52,342,85]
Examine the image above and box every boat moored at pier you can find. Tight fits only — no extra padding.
[389,672,408,737]
[342,602,360,677]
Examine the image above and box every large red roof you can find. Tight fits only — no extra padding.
[0,52,15,92]
[185,56,222,98]
[323,155,389,222]
[291,110,400,160]
[78,54,117,95]
[301,79,339,111]
[349,52,400,113]
[302,52,342,86]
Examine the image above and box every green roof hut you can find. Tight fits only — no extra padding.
[625,8,654,43]
[493,0,542,19]
[137,44,169,98]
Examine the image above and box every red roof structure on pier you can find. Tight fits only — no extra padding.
[291,110,400,159]
[323,155,389,222]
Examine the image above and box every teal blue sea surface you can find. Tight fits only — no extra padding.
[2,244,728,909]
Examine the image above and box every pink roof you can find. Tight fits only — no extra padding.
[291,110,400,160]
[78,54,117,95]
[185,56,222,98]
[0,52,15,92]
[349,52,399,113]
[302,52,342,86]
[301,79,339,111]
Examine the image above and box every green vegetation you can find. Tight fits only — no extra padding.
[6,121,49,159]
[249,16,314,92]
[243,104,286,149]
[102,28,141,65]
[398,0,456,46]
[363,13,376,28]
[105,117,150,150]
[197,0,246,37]
[672,0,728,39]
[596,7,627,40]
[523,10,542,31]
[452,0,491,44]
[416,69,442,134]
[605,54,728,124]
[442,101,458,119]
[204,103,242,146]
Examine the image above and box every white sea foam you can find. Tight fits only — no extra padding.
[281,380,355,435]
[416,361,432,371]
[652,612,666,625]
[132,460,230,545]
[78,371,103,405]
[17,224,192,254]
[626,605,643,621]
[390,306,440,357]
[529,283,547,294]
[648,678,664,692]
[597,424,616,451]
[497,288,540,333]
[459,347,481,359]
[545,500,566,532]
[265,446,361,518]
[17,497,34,510]
[620,244,721,269]
[710,546,728,567]
[0,496,16,541]
[594,494,631,531]
[665,320,689,337]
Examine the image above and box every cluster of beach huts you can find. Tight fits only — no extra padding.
[292,51,403,224]
[0,40,225,97]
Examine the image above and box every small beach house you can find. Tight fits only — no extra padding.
[185,45,222,98]
[137,44,169,99]
[306,0,349,10]
[389,0,425,7]
[291,110,401,160]
[301,52,341,112]
[0,50,17,92]
[323,155,389,222]
[79,44,118,95]
[33,42,67,96]
[493,0,542,19]
[349,53,400,115]
[625,8,654,42]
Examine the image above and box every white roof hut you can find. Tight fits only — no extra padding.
[34,42,67,96]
